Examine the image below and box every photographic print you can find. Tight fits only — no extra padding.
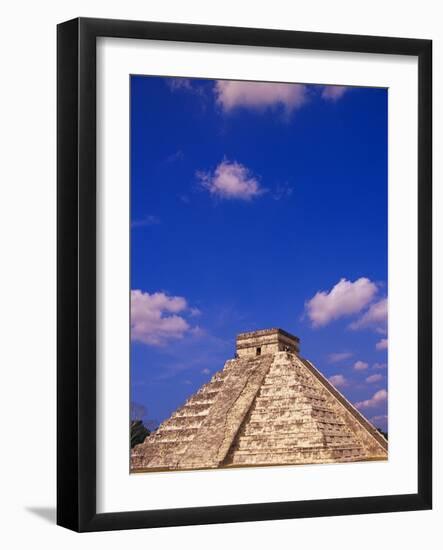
[130,75,388,473]
[57,18,432,530]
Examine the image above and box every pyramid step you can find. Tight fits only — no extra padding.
[206,381,224,391]
[242,425,322,436]
[258,394,327,406]
[227,448,369,466]
[264,381,323,392]
[210,369,229,379]
[161,417,205,430]
[311,407,343,418]
[242,426,322,437]
[319,426,352,434]
[252,404,313,413]
[190,390,220,401]
[175,403,211,416]
[230,445,368,458]
[252,402,333,415]
[310,404,342,413]
[244,414,316,424]
[153,428,199,442]
[228,445,365,463]
[233,439,325,451]
[245,417,320,427]
[250,406,342,423]
[262,377,323,392]
[255,402,306,410]
[251,407,313,416]
[240,433,323,443]
[186,397,216,406]
[262,373,308,382]
[196,390,220,400]
[258,387,328,401]
[323,435,358,444]
[137,441,189,454]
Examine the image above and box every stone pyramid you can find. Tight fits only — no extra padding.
[131,329,387,472]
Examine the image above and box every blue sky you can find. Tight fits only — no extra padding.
[130,76,388,432]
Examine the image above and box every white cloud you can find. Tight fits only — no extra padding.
[201,368,211,375]
[350,298,387,332]
[190,326,205,338]
[328,374,348,388]
[197,160,265,200]
[166,149,184,163]
[305,277,378,327]
[272,182,294,201]
[355,389,387,410]
[168,79,348,115]
[214,80,308,113]
[179,194,191,204]
[131,290,193,346]
[167,78,204,96]
[321,85,347,101]
[354,360,369,371]
[373,362,387,370]
[131,215,160,228]
[327,351,353,364]
[366,373,383,383]
[167,78,193,91]
[376,338,388,351]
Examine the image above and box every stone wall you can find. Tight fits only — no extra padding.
[236,328,300,358]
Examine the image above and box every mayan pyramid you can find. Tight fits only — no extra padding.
[131,329,387,472]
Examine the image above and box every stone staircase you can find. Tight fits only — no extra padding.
[131,369,228,470]
[223,353,383,466]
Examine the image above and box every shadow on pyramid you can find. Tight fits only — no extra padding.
[131,329,387,472]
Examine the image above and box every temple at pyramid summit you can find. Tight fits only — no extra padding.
[131,329,387,472]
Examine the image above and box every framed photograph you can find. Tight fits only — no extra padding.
[57,17,432,532]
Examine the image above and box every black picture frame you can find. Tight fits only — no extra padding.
[57,17,432,532]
